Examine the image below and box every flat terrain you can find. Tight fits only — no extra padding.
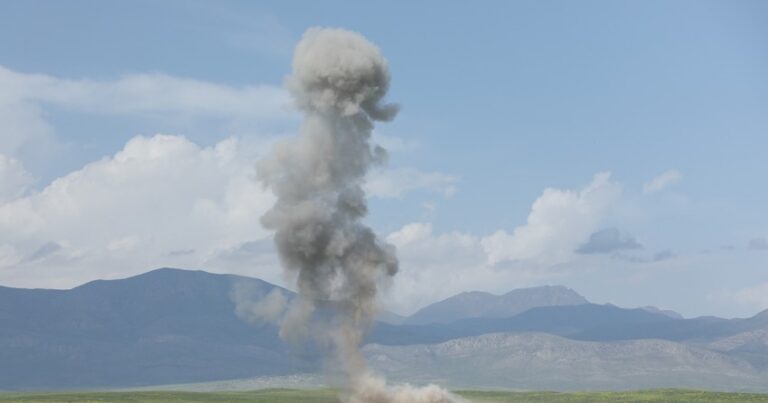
[2,389,768,402]
[461,389,768,402]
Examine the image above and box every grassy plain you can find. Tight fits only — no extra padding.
[1,388,768,402]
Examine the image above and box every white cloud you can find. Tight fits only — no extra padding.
[387,223,484,270]
[383,221,591,315]
[366,167,459,198]
[481,172,621,265]
[0,65,302,287]
[0,87,56,161]
[382,173,622,314]
[643,169,683,194]
[0,65,294,163]
[385,222,496,314]
[0,65,292,121]
[0,154,34,202]
[0,134,278,288]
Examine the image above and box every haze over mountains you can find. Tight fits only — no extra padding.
[1,268,767,392]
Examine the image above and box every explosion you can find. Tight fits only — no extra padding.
[257,28,462,403]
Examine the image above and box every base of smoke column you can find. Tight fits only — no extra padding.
[340,372,466,403]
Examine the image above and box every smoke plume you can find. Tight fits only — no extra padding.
[257,28,462,402]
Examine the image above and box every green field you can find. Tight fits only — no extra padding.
[1,389,768,402]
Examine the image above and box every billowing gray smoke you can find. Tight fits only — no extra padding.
[257,28,462,403]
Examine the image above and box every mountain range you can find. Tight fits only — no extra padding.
[1,268,767,392]
[402,286,588,325]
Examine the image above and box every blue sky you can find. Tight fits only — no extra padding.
[0,0,766,318]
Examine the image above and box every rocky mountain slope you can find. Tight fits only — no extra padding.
[365,332,768,391]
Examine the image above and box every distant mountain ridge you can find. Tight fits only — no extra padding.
[1,268,766,391]
[0,269,317,390]
[370,303,682,346]
[404,285,589,325]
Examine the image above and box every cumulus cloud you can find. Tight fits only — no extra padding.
[643,169,683,194]
[382,173,623,314]
[481,172,621,265]
[748,237,768,251]
[383,221,598,315]
[365,167,459,198]
[387,223,485,271]
[0,134,277,288]
[577,227,642,254]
